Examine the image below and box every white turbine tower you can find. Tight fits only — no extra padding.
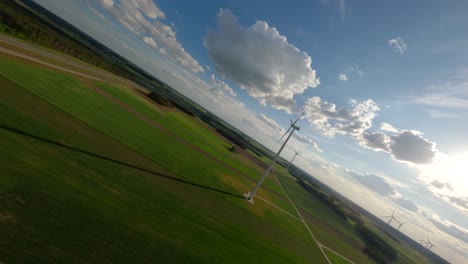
[244,113,304,203]
[286,150,300,170]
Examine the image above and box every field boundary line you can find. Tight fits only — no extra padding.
[3,71,315,250]
[275,174,332,264]
[254,195,302,221]
[321,245,356,264]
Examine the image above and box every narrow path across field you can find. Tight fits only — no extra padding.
[1,40,355,263]
[274,175,333,264]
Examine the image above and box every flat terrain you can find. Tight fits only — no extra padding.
[0,35,431,264]
[0,55,325,263]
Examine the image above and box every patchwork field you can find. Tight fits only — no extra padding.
[0,57,326,263]
[0,44,431,263]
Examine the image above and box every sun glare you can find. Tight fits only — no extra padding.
[433,152,468,194]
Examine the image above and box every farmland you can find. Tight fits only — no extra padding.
[0,10,440,262]
[0,55,326,263]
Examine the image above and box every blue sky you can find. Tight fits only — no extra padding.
[34,0,468,262]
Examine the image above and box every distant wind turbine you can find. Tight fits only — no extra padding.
[419,237,427,246]
[244,112,304,203]
[286,150,300,170]
[396,221,408,231]
[383,208,398,226]
[425,237,436,250]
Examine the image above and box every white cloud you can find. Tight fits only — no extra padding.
[303,97,439,165]
[388,37,408,55]
[304,96,380,137]
[338,0,346,19]
[405,93,468,110]
[204,9,319,113]
[258,113,285,133]
[99,0,114,10]
[338,65,364,81]
[98,0,204,73]
[209,74,236,96]
[418,152,468,201]
[143,36,157,48]
[293,132,323,152]
[380,122,399,133]
[347,64,364,76]
[402,69,468,118]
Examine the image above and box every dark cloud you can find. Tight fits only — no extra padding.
[429,218,468,244]
[351,173,419,211]
[431,180,454,191]
[390,131,437,164]
[205,9,319,113]
[351,173,398,197]
[393,197,418,212]
[448,196,468,210]
[360,131,391,152]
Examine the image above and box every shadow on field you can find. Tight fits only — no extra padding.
[0,124,243,199]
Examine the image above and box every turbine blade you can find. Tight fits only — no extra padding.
[292,111,305,126]
[273,126,292,148]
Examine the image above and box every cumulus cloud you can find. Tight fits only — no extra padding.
[143,36,157,48]
[304,96,380,137]
[258,113,285,133]
[209,74,236,96]
[204,9,319,113]
[390,131,437,164]
[98,0,203,73]
[360,131,391,152]
[304,97,438,164]
[388,37,408,55]
[338,73,348,81]
[380,122,399,133]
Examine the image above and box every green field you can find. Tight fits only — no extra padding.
[0,57,328,263]
[323,248,353,264]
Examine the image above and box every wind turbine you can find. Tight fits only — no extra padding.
[286,150,300,170]
[383,208,398,226]
[244,112,304,203]
[419,237,427,247]
[425,237,435,250]
[273,114,303,148]
[397,221,408,231]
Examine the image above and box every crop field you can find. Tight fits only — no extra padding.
[323,248,352,264]
[0,56,328,263]
[278,174,429,264]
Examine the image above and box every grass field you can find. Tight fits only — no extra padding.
[323,248,353,264]
[0,56,328,263]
